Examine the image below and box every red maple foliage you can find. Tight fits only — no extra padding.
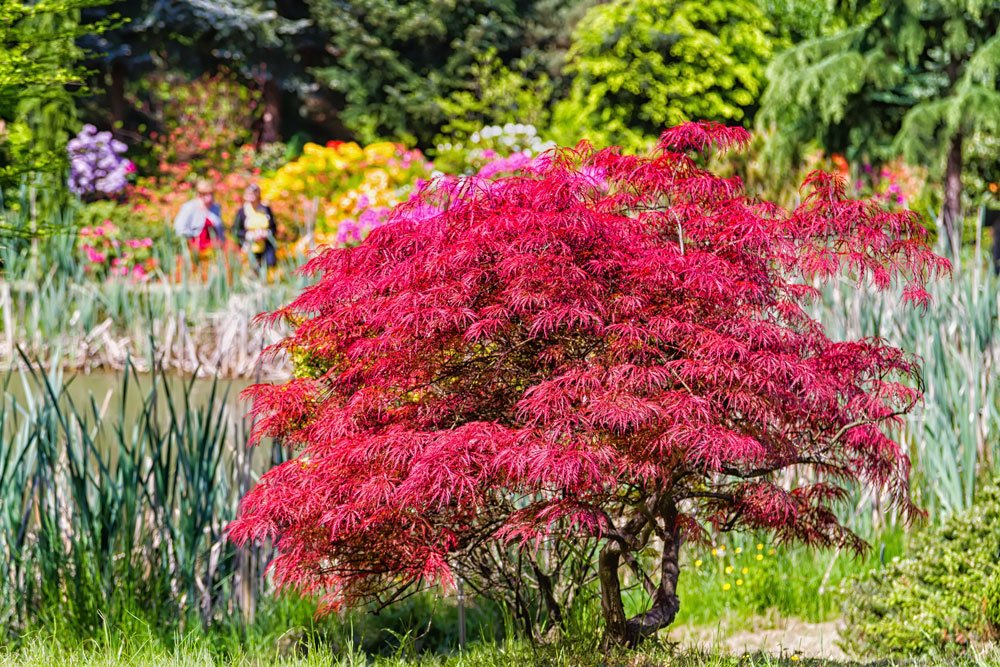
[229,122,948,646]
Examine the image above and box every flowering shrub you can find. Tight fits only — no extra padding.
[433,123,554,176]
[68,125,134,197]
[138,72,260,178]
[260,141,432,246]
[125,144,271,251]
[78,221,156,281]
[812,154,929,212]
[855,159,928,209]
[119,73,270,247]
[231,123,947,647]
[250,141,291,176]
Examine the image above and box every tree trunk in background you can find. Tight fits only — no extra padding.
[109,60,127,129]
[943,132,963,255]
[261,76,282,144]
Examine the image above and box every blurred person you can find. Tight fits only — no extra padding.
[173,178,225,254]
[233,183,277,275]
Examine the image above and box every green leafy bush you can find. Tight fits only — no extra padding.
[433,50,554,151]
[842,484,1000,657]
[76,199,172,246]
[552,0,778,150]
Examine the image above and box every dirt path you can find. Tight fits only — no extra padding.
[670,617,849,661]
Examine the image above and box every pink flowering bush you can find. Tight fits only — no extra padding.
[333,149,567,246]
[78,221,156,281]
[855,159,928,210]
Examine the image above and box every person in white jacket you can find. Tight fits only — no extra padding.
[173,179,224,253]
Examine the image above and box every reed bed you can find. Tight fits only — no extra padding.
[0,237,307,379]
[0,355,281,638]
[815,233,1000,521]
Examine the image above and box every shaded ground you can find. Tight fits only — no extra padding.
[671,616,848,661]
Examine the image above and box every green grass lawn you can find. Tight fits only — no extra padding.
[668,531,904,629]
[0,536,923,666]
[4,635,1000,667]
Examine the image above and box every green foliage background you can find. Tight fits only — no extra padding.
[551,0,778,149]
[0,0,103,190]
[843,483,1000,657]
[758,0,1000,180]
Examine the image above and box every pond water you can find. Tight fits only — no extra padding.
[1,368,287,469]
[3,369,258,420]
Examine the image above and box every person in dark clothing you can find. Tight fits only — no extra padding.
[988,205,1000,273]
[233,183,278,272]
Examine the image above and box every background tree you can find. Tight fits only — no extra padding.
[1,0,101,187]
[306,0,593,147]
[551,0,778,149]
[432,49,555,148]
[1,0,109,239]
[758,0,1000,252]
[80,0,317,143]
[230,123,946,647]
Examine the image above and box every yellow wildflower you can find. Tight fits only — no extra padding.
[756,554,764,561]
[722,583,731,591]
[694,559,703,567]
[725,566,734,574]
[741,567,749,574]
[734,547,742,554]
[736,579,743,586]
[757,543,764,550]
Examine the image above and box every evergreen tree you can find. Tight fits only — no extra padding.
[306,0,580,146]
[759,1,1000,252]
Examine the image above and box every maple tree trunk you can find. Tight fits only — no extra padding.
[942,132,963,255]
[600,500,681,649]
[599,540,629,648]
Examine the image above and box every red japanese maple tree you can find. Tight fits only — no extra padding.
[230,123,947,647]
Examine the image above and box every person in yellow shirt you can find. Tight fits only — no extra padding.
[233,183,278,275]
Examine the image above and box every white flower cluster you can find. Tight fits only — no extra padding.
[468,124,553,155]
[438,124,553,155]
[435,124,556,176]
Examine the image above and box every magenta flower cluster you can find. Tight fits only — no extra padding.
[79,221,155,281]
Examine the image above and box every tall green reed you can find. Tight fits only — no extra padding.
[0,352,280,638]
[815,225,1000,521]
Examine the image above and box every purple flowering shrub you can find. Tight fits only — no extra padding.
[68,125,135,197]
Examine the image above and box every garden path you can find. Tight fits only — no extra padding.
[671,617,847,661]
